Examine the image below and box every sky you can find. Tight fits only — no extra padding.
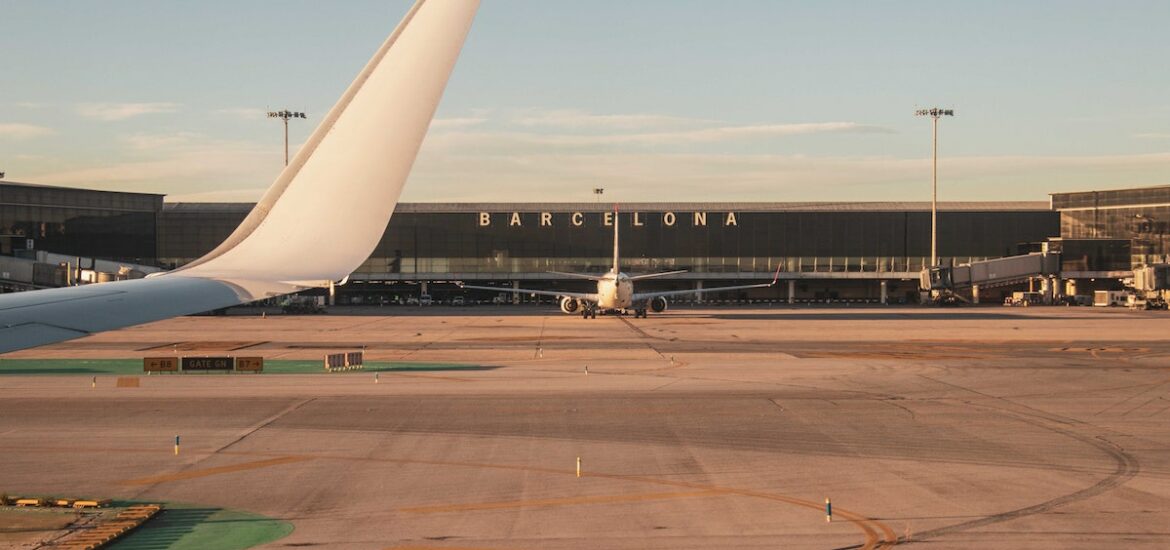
[2,0,1168,203]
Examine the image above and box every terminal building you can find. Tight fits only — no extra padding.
[5,179,1170,305]
[158,200,1058,303]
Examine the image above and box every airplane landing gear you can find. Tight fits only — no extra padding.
[581,307,597,319]
[634,309,647,318]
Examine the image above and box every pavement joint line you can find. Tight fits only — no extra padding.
[119,455,312,486]
[385,372,476,382]
[4,435,897,546]
[383,546,502,550]
[398,489,723,514]
[280,451,895,549]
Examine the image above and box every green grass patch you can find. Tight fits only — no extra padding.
[108,502,292,550]
[0,359,496,375]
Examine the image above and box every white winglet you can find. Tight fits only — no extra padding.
[0,0,479,354]
[180,0,479,284]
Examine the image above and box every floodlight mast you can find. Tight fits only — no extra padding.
[915,108,954,269]
[267,109,306,166]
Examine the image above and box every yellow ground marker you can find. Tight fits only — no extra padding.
[121,455,310,485]
[399,489,722,514]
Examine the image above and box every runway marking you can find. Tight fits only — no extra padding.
[11,446,895,548]
[119,455,310,486]
[6,444,893,547]
[137,340,263,351]
[384,546,500,550]
[387,372,477,382]
[400,489,721,514]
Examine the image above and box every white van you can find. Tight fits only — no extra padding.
[418,294,433,306]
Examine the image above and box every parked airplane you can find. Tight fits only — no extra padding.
[459,208,780,319]
[0,0,480,353]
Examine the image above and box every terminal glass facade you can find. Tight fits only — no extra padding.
[1053,186,1170,266]
[0,183,161,262]
[154,203,1057,280]
[352,205,1056,279]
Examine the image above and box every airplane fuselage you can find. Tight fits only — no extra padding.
[596,271,634,310]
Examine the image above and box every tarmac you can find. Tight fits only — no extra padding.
[2,304,1170,549]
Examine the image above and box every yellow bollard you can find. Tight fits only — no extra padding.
[576,456,581,478]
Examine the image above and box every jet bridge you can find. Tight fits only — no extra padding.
[921,252,1061,304]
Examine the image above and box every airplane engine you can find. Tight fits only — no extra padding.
[649,296,668,313]
[560,297,581,314]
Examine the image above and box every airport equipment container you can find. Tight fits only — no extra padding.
[1094,290,1129,307]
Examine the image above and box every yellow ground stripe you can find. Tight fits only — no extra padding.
[17,442,894,548]
[384,547,500,550]
[400,489,721,514]
[120,455,309,486]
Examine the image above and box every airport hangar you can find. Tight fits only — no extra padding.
[0,179,1160,305]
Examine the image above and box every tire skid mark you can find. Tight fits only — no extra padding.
[13,442,897,549]
[910,375,1139,544]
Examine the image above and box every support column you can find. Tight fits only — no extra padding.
[328,280,336,306]
[880,280,888,305]
[695,280,704,304]
[971,283,980,304]
[512,280,519,305]
[421,281,428,295]
[787,280,795,304]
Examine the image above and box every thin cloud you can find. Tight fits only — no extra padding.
[588,122,894,145]
[406,149,1170,202]
[76,102,180,121]
[27,134,280,197]
[426,121,892,150]
[0,123,55,139]
[430,116,487,129]
[123,132,201,151]
[213,107,266,120]
[513,109,706,130]
[1134,132,1170,140]
[165,188,266,203]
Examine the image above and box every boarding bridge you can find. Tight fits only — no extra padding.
[921,252,1061,304]
[0,251,162,291]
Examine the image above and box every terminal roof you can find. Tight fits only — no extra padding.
[161,201,1051,213]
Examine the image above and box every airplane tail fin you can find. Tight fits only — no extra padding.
[612,204,620,274]
[177,0,479,285]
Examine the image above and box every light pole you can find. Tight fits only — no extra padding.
[593,188,605,203]
[915,107,954,268]
[267,110,306,166]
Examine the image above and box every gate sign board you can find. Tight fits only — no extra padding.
[324,351,364,372]
[143,357,179,372]
[325,353,346,371]
[181,357,234,371]
[235,357,264,372]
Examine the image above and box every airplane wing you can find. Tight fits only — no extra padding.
[458,283,599,303]
[0,0,480,354]
[632,282,773,302]
[631,267,781,302]
[546,271,605,281]
[628,270,688,281]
